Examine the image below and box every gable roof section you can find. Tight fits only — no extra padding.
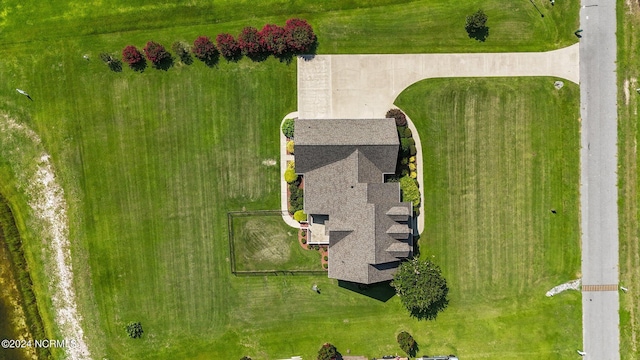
[295,119,399,173]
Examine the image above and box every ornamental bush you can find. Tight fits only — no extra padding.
[144,41,171,68]
[318,343,340,360]
[238,26,264,59]
[172,41,192,64]
[192,36,219,66]
[285,168,298,183]
[387,108,407,127]
[259,24,288,57]
[282,118,295,138]
[284,18,317,54]
[286,140,295,154]
[409,163,417,171]
[125,322,143,339]
[293,210,307,222]
[216,33,241,61]
[400,175,420,208]
[397,331,417,356]
[122,45,145,69]
[404,127,413,138]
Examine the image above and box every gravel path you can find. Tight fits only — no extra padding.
[0,115,91,359]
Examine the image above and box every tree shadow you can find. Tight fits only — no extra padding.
[154,56,174,71]
[108,60,122,72]
[246,51,270,63]
[130,60,147,72]
[338,280,396,302]
[412,234,421,258]
[178,53,193,65]
[468,26,489,42]
[411,342,420,358]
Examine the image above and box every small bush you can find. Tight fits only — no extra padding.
[404,127,413,138]
[400,175,420,208]
[409,144,417,156]
[397,331,417,356]
[122,45,145,69]
[317,343,338,360]
[284,18,317,54]
[409,156,416,163]
[409,163,417,171]
[143,41,171,66]
[282,118,295,138]
[410,171,417,179]
[287,161,295,170]
[172,41,192,64]
[323,255,328,261]
[387,108,407,126]
[193,36,219,66]
[400,158,409,165]
[286,140,295,154]
[216,33,241,61]
[465,9,489,42]
[259,24,288,56]
[285,168,299,183]
[125,322,143,339]
[302,239,307,244]
[238,26,264,59]
[323,263,328,269]
[293,210,307,222]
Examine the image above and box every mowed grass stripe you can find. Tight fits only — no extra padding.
[396,77,580,302]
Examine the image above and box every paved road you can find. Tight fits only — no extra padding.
[579,1,620,359]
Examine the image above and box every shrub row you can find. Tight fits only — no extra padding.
[112,19,316,72]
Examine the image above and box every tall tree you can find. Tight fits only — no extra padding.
[391,258,449,320]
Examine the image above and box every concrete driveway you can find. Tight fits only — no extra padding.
[298,44,579,119]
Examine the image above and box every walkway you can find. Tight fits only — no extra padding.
[579,1,620,359]
[280,112,301,229]
[298,44,579,119]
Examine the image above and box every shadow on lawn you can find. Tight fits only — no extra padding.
[338,280,395,302]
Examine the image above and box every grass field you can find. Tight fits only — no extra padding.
[230,212,321,272]
[617,2,640,359]
[0,1,585,359]
[0,0,578,54]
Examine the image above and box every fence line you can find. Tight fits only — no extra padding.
[227,210,325,277]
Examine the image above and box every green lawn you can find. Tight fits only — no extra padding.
[230,212,322,272]
[0,0,578,54]
[0,1,585,359]
[395,77,582,356]
[617,3,640,359]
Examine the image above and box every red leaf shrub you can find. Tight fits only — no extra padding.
[216,33,241,61]
[143,41,170,65]
[121,45,144,67]
[192,36,219,64]
[284,18,317,54]
[238,26,263,57]
[259,24,287,56]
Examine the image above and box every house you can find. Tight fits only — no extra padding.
[295,118,413,284]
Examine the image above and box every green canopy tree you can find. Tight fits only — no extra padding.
[391,258,449,320]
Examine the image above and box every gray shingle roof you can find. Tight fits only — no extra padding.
[295,118,413,284]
